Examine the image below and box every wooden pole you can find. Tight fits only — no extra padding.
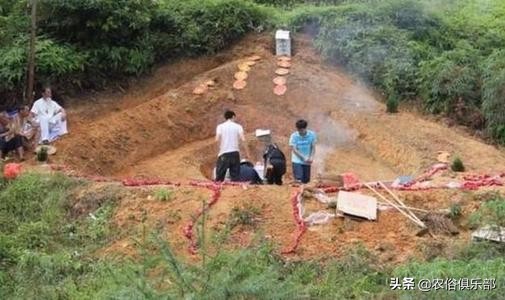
[376,201,430,214]
[363,182,426,228]
[26,0,37,106]
[378,181,424,224]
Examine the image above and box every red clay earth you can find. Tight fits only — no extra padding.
[31,33,505,264]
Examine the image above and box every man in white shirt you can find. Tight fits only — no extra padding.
[215,110,250,182]
[30,87,68,144]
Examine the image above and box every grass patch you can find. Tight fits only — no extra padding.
[153,188,174,202]
[1,173,504,298]
[228,204,261,228]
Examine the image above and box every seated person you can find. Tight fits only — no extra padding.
[263,141,287,185]
[18,105,39,149]
[30,87,68,144]
[0,115,24,161]
[238,159,263,184]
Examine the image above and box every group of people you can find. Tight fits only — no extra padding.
[0,87,68,161]
[215,110,316,185]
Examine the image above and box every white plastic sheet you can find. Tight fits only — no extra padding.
[304,211,336,225]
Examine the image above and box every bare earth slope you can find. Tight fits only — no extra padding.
[54,34,505,263]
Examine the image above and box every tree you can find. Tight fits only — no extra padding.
[26,0,37,105]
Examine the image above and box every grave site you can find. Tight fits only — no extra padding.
[10,33,504,267]
[3,0,505,293]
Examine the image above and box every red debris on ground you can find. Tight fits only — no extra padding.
[414,163,448,183]
[282,188,306,254]
[341,172,361,190]
[183,181,223,254]
[461,173,504,190]
[3,163,22,180]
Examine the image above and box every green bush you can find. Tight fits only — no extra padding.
[419,42,482,114]
[154,188,173,202]
[36,145,48,162]
[0,36,86,102]
[1,0,272,102]
[284,0,505,143]
[469,196,505,230]
[301,2,421,101]
[386,94,399,113]
[482,49,505,144]
[0,173,123,299]
[253,0,343,7]
[451,157,465,172]
[228,204,261,227]
[449,203,462,220]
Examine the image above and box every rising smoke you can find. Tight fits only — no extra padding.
[306,111,357,176]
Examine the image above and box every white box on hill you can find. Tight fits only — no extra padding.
[337,191,377,220]
[275,30,291,57]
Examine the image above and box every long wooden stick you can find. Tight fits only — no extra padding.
[379,181,423,224]
[376,201,430,213]
[364,182,426,228]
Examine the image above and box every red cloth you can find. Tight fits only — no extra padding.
[341,172,361,189]
[282,189,306,254]
[3,163,22,179]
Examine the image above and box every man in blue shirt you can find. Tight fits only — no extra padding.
[289,119,317,184]
[238,159,263,184]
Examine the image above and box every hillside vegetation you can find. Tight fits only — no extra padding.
[1,173,504,298]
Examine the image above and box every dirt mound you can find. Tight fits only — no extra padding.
[48,33,505,263]
[55,33,505,180]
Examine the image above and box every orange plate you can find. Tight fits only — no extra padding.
[238,63,251,72]
[234,71,248,81]
[233,80,247,90]
[248,55,261,61]
[205,80,216,87]
[275,68,290,76]
[273,84,287,96]
[273,76,287,85]
[277,61,292,68]
[193,85,208,95]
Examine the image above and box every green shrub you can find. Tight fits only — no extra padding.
[1,0,272,102]
[36,146,48,162]
[386,94,399,113]
[482,49,505,144]
[0,36,86,100]
[449,203,462,220]
[419,42,482,114]
[228,204,261,227]
[451,157,465,172]
[284,0,505,144]
[253,0,343,7]
[0,173,73,227]
[469,196,505,230]
[84,203,115,243]
[0,173,124,299]
[154,188,173,202]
